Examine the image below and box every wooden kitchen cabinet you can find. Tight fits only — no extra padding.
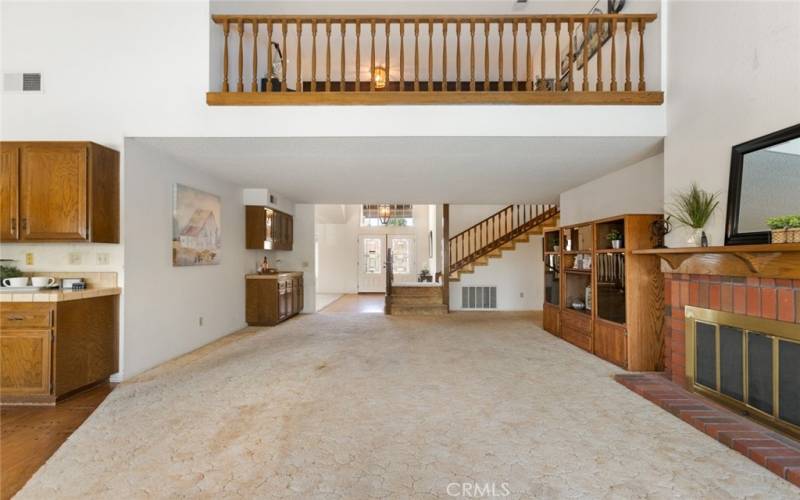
[246,273,304,326]
[0,146,19,240]
[245,205,293,250]
[0,295,119,404]
[0,142,119,243]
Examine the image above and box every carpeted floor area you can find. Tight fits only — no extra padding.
[16,312,799,499]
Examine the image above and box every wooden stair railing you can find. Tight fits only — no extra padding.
[449,204,559,276]
[207,14,662,105]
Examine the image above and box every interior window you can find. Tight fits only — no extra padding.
[361,204,414,227]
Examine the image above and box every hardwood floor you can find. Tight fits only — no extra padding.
[0,383,114,500]
[320,293,385,314]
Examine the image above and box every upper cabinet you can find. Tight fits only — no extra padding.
[0,142,119,243]
[246,206,293,251]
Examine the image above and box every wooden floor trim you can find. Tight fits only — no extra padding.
[207,91,664,106]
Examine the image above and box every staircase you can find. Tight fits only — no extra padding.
[449,204,559,282]
[384,247,447,315]
[385,284,447,315]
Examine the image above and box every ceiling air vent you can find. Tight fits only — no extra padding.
[3,72,42,93]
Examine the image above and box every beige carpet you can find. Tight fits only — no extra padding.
[16,313,799,499]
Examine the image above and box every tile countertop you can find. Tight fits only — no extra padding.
[0,287,122,303]
[245,272,303,280]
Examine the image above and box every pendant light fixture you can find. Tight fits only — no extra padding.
[378,204,392,225]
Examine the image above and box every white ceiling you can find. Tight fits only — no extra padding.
[134,136,663,204]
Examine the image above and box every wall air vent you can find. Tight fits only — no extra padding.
[461,286,497,309]
[3,72,42,92]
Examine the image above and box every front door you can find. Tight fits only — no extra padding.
[357,236,384,293]
[389,235,415,284]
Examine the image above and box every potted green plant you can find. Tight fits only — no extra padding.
[607,229,623,249]
[0,264,23,286]
[667,183,720,247]
[767,215,800,244]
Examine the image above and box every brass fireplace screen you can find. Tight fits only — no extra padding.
[685,306,800,438]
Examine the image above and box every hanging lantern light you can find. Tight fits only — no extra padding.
[378,204,392,225]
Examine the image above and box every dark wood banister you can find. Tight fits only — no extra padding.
[449,204,559,275]
[384,246,393,313]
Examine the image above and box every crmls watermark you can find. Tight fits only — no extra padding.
[446,482,511,498]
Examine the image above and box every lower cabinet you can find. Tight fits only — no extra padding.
[560,309,592,352]
[0,295,119,404]
[246,273,304,326]
[543,303,560,336]
[594,319,628,368]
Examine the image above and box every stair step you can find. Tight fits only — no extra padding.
[389,304,448,315]
[391,286,443,297]
[389,294,443,305]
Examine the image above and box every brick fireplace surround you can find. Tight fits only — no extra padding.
[615,272,800,487]
[664,273,800,384]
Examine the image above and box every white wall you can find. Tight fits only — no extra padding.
[559,153,664,225]
[664,0,800,247]
[123,140,250,379]
[450,205,508,235]
[450,237,544,311]
[316,204,432,293]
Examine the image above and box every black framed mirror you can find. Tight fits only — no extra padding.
[725,123,800,245]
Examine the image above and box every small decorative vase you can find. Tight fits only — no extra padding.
[687,228,704,247]
[611,240,622,249]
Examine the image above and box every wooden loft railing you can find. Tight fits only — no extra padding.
[449,204,559,276]
[207,14,662,105]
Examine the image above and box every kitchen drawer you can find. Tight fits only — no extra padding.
[562,324,592,352]
[561,309,591,332]
[1,303,53,329]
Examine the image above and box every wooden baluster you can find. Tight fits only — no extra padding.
[456,21,462,90]
[296,19,302,92]
[596,19,603,91]
[265,20,273,93]
[469,20,476,91]
[428,21,434,91]
[512,21,518,90]
[610,19,618,91]
[525,20,532,91]
[370,20,376,91]
[567,19,575,91]
[237,20,244,92]
[399,22,405,91]
[251,20,259,92]
[624,19,632,91]
[222,20,230,92]
[498,20,504,91]
[638,18,646,91]
[554,20,561,92]
[311,21,317,92]
[484,19,490,90]
[540,20,546,91]
[385,22,391,90]
[325,21,331,92]
[281,21,288,91]
[414,20,420,91]
[442,21,448,92]
[355,21,361,92]
[582,19,589,91]
[340,21,346,92]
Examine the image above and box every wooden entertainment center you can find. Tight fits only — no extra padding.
[542,214,665,371]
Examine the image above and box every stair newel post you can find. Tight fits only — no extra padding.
[442,204,450,310]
